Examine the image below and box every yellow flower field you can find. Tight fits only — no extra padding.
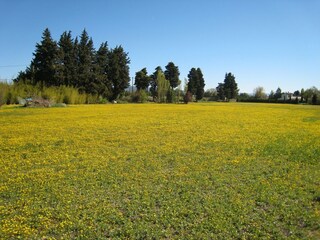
[0,103,319,239]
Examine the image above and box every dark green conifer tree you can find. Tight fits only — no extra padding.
[223,72,238,99]
[77,29,96,93]
[150,66,162,101]
[107,46,130,101]
[33,28,59,86]
[196,68,205,100]
[135,68,151,90]
[94,42,110,97]
[187,68,198,95]
[57,31,77,86]
[164,62,180,89]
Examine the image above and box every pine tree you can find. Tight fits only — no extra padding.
[165,62,180,89]
[107,46,130,101]
[33,28,59,87]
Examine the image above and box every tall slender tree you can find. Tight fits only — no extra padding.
[187,67,205,101]
[107,46,130,101]
[196,68,205,100]
[150,66,162,101]
[165,62,180,89]
[94,42,110,97]
[157,71,170,103]
[187,68,198,95]
[216,82,225,100]
[77,29,96,93]
[33,28,59,86]
[57,31,77,86]
[223,72,238,99]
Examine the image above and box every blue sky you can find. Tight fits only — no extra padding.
[0,0,319,93]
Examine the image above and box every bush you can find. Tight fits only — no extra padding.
[0,82,97,105]
[184,91,192,104]
[0,82,10,106]
[131,90,148,103]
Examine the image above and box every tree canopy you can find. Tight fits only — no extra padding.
[164,62,180,89]
[15,28,130,101]
[187,67,205,100]
[216,73,238,100]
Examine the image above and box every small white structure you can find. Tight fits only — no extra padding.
[278,93,301,101]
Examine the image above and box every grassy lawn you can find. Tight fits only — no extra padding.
[0,103,319,239]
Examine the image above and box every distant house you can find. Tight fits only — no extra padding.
[278,93,301,101]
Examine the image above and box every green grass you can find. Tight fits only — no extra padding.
[0,103,319,239]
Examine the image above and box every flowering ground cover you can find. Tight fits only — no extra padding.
[0,103,319,239]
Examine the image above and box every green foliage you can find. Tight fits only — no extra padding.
[164,62,180,89]
[184,91,192,103]
[224,72,238,99]
[187,68,198,95]
[187,68,205,101]
[274,87,282,99]
[131,90,148,103]
[216,73,239,101]
[57,31,78,86]
[134,68,151,90]
[0,82,95,105]
[216,82,225,101]
[15,28,130,102]
[150,66,162,101]
[77,29,96,94]
[0,82,10,106]
[166,88,177,103]
[33,28,59,86]
[156,71,170,103]
[204,88,217,101]
[253,86,267,99]
[95,42,110,98]
[107,46,130,101]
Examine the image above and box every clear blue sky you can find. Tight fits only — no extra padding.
[0,0,319,93]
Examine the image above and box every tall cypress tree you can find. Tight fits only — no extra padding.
[57,31,77,86]
[107,46,130,101]
[78,29,96,93]
[150,66,162,101]
[223,72,238,99]
[187,68,198,95]
[187,67,205,101]
[165,62,180,89]
[95,42,110,97]
[33,28,58,86]
[196,68,205,100]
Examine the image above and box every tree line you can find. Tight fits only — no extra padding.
[15,28,130,101]
[13,28,207,103]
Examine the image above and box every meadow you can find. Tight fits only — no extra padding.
[0,103,319,239]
